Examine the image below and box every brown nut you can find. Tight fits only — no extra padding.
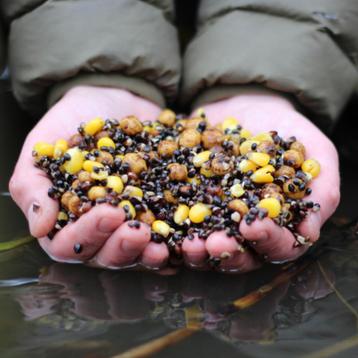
[157,140,178,157]
[228,199,249,216]
[185,117,205,129]
[261,184,284,203]
[119,115,143,135]
[168,163,188,181]
[290,141,306,156]
[164,190,178,204]
[201,128,223,149]
[137,209,156,225]
[123,153,147,175]
[95,130,110,141]
[68,134,83,148]
[97,151,114,165]
[274,165,296,178]
[179,129,201,148]
[68,195,81,215]
[207,185,224,197]
[211,154,233,175]
[158,109,176,127]
[78,170,92,182]
[257,140,277,157]
[88,186,107,201]
[283,150,304,169]
[71,179,80,189]
[61,191,74,208]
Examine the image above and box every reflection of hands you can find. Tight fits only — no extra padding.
[188,90,340,272]
[16,262,333,344]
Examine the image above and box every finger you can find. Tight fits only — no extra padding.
[94,221,151,268]
[140,242,169,270]
[182,235,208,268]
[9,165,59,238]
[218,250,262,273]
[205,230,243,259]
[240,218,307,263]
[38,204,125,262]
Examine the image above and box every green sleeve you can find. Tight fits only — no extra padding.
[4,0,180,115]
[182,0,358,131]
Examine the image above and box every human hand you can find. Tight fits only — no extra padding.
[184,89,340,272]
[9,86,170,269]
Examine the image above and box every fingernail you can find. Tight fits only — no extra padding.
[28,202,40,233]
[98,217,117,233]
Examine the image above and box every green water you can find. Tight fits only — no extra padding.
[1,82,358,358]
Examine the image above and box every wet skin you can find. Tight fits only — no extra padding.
[9,87,340,272]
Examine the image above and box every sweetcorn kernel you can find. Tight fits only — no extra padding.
[240,128,252,139]
[106,176,124,194]
[83,160,104,172]
[97,137,115,149]
[54,139,68,158]
[258,198,281,218]
[238,159,257,173]
[152,220,171,238]
[189,203,211,224]
[193,151,211,167]
[123,185,143,198]
[247,152,271,167]
[222,116,239,131]
[91,168,109,181]
[33,142,55,157]
[84,117,104,135]
[200,166,215,178]
[239,140,259,155]
[62,147,84,174]
[251,167,274,184]
[251,132,273,143]
[119,200,136,219]
[174,204,190,225]
[302,159,320,178]
[230,183,245,198]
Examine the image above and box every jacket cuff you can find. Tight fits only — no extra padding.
[48,73,165,109]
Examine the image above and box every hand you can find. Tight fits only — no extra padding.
[9,86,170,269]
[184,89,340,272]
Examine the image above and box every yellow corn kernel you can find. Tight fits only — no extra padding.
[57,211,68,221]
[222,116,239,131]
[88,186,107,201]
[115,154,124,161]
[239,140,259,155]
[152,220,171,238]
[119,200,136,219]
[84,117,104,135]
[91,168,108,181]
[238,159,257,173]
[123,185,143,198]
[33,142,55,157]
[106,176,124,194]
[189,203,211,224]
[262,164,275,173]
[62,147,85,174]
[200,166,215,178]
[83,160,104,172]
[251,167,274,184]
[193,151,211,167]
[54,139,68,158]
[97,137,115,149]
[174,204,190,225]
[258,198,281,218]
[240,128,252,139]
[302,159,320,178]
[247,152,271,167]
[230,183,245,198]
[251,132,273,143]
[187,176,201,185]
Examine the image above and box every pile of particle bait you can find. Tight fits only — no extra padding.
[33,109,321,259]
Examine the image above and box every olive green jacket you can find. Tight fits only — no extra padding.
[0,0,357,131]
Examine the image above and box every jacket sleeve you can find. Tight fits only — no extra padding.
[182,0,358,131]
[3,0,180,115]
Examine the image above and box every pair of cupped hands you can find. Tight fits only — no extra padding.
[9,86,340,272]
